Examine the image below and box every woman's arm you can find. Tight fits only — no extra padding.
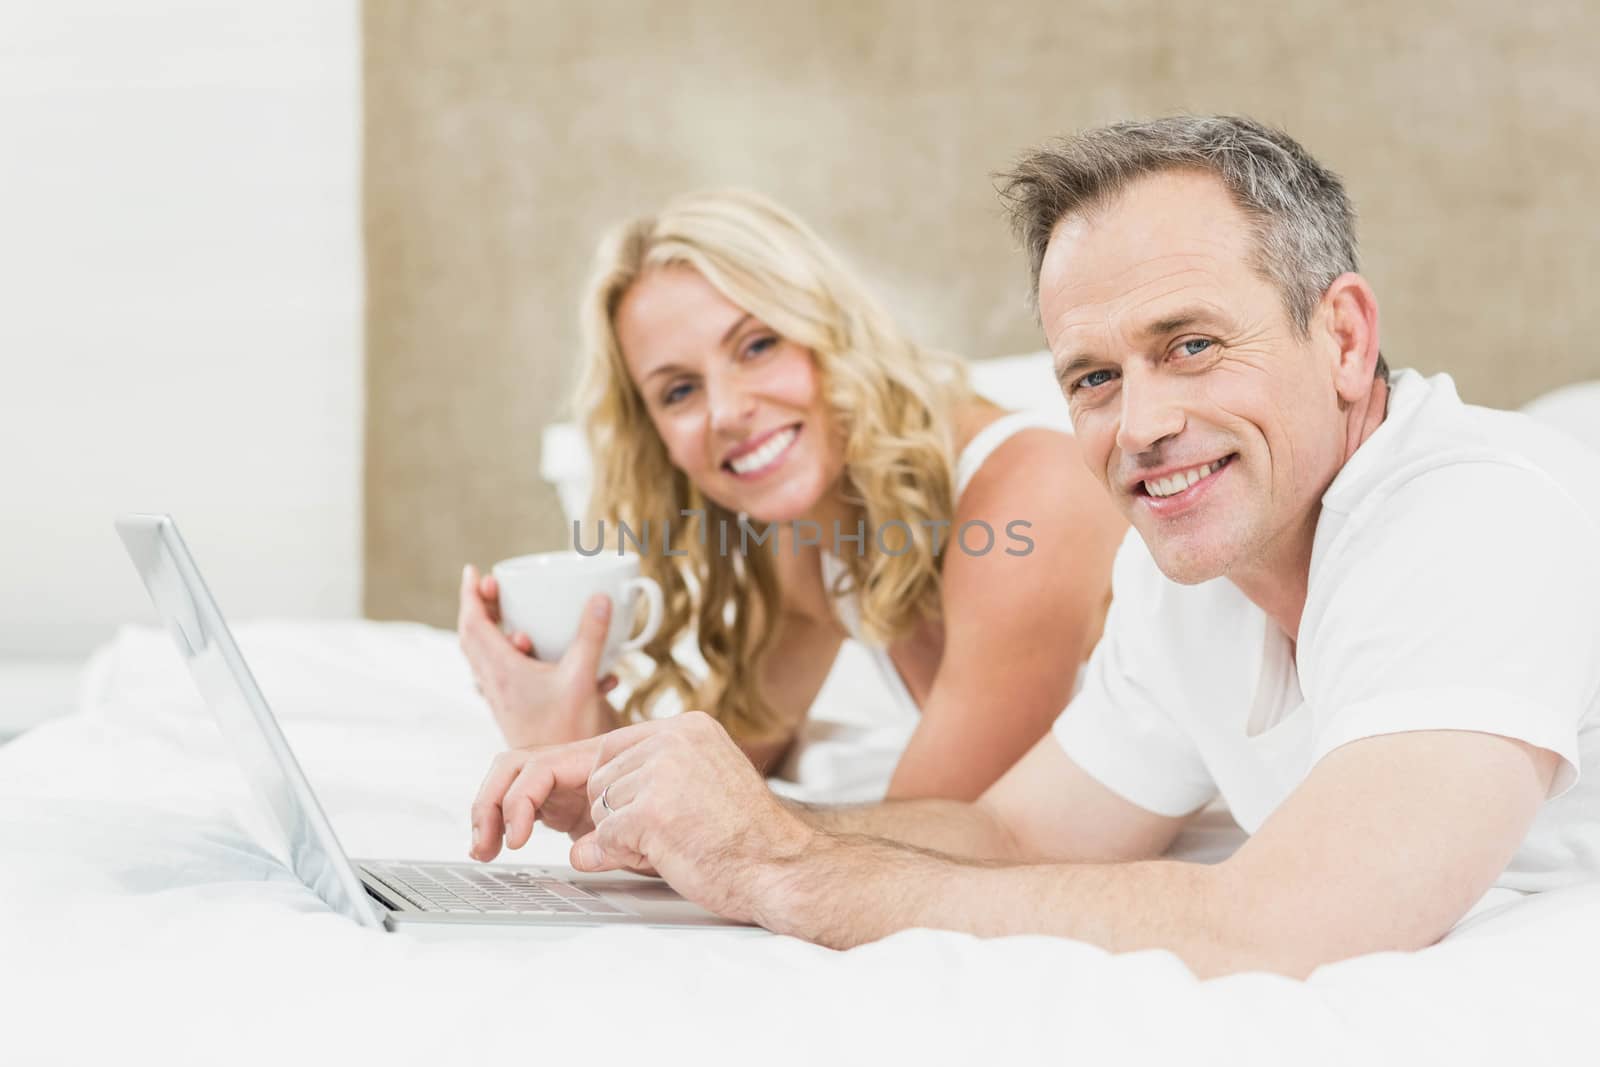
[884,427,1127,800]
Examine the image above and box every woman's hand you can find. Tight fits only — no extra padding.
[457,564,620,749]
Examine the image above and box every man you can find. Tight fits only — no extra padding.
[468,116,1600,978]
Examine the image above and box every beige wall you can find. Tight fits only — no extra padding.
[364,0,1600,624]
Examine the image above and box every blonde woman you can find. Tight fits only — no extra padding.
[459,190,1125,801]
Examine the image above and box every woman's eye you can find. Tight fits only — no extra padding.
[743,335,777,359]
[662,382,694,406]
[1178,338,1214,357]
[1072,369,1117,393]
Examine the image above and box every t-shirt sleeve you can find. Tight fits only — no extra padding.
[1052,534,1217,817]
[1306,461,1600,796]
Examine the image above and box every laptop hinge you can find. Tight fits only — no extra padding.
[362,878,403,912]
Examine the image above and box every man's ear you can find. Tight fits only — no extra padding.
[1319,272,1381,404]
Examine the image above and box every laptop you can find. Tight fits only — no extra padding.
[115,513,746,932]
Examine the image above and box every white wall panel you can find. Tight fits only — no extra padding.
[0,1,362,656]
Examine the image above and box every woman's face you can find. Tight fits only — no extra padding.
[615,265,843,523]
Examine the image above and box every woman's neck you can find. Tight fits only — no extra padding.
[800,476,858,548]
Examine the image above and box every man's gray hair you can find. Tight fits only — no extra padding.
[998,114,1387,380]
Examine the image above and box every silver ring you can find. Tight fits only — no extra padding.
[599,783,616,816]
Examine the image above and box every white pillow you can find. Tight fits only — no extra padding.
[1521,381,1600,456]
[969,349,1067,418]
[540,422,592,525]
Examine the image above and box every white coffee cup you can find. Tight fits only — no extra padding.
[491,551,665,676]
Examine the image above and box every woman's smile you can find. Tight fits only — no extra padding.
[724,424,801,479]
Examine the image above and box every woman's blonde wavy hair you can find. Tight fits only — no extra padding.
[575,189,973,743]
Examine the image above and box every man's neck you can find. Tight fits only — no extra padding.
[1229,513,1319,643]
[1229,375,1393,644]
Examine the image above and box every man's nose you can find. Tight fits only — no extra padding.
[1115,371,1186,457]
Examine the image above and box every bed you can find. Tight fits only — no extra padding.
[2,620,1597,1066]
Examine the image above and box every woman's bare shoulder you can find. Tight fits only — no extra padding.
[948,396,1009,454]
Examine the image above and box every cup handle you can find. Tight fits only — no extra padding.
[619,575,664,654]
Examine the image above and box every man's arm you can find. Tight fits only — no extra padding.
[793,731,1191,864]
[760,729,1558,977]
[472,713,1556,978]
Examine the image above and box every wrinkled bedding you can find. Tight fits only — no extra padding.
[1,622,1595,1066]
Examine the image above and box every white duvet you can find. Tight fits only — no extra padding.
[1,622,1596,1066]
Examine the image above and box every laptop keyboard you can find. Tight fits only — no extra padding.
[366,863,631,916]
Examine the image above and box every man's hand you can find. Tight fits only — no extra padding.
[470,735,605,856]
[469,712,815,924]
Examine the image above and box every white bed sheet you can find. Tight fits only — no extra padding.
[0,657,84,742]
[1,622,1596,1066]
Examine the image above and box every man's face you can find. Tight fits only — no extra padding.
[1040,170,1351,585]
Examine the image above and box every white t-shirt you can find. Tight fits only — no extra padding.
[1053,370,1600,893]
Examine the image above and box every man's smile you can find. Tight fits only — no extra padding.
[1129,453,1237,514]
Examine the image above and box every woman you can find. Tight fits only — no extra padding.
[459,189,1125,801]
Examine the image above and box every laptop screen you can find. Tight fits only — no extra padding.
[115,514,384,929]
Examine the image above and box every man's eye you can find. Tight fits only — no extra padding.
[1178,338,1214,357]
[1072,369,1117,393]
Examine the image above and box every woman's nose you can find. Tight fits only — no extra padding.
[706,371,756,433]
